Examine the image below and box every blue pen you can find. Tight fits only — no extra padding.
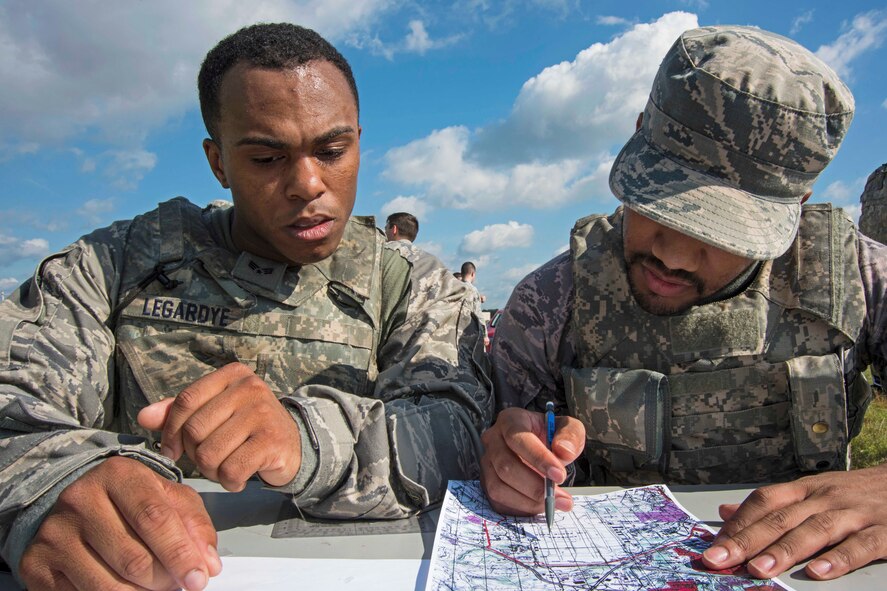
[544,401,555,532]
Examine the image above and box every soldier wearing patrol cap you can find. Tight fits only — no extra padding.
[859,162,887,245]
[0,23,492,591]
[482,25,887,581]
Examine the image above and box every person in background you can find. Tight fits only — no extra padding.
[460,261,489,349]
[859,162,887,245]
[460,261,486,304]
[0,22,491,591]
[384,211,419,243]
[482,25,887,582]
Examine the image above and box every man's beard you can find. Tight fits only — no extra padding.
[625,252,706,316]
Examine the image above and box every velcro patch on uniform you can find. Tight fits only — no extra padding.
[669,309,760,356]
[122,296,242,328]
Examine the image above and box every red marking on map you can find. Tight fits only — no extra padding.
[648,581,699,591]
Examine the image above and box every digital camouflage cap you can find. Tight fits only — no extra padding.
[609,25,855,260]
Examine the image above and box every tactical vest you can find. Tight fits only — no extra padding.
[111,198,385,473]
[565,204,870,485]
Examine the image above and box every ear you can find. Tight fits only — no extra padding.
[800,191,812,204]
[635,112,644,132]
[203,138,230,189]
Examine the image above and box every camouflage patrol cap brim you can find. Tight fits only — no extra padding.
[610,25,854,261]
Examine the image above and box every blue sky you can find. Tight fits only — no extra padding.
[1,1,885,308]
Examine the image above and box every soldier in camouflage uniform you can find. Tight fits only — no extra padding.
[481,26,887,582]
[0,23,492,591]
[859,163,887,245]
[384,211,420,242]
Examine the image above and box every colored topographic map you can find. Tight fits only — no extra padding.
[426,481,793,591]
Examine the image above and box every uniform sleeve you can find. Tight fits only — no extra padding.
[276,246,494,518]
[489,252,575,414]
[0,226,180,573]
[857,233,887,383]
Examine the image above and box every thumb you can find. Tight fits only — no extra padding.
[552,416,586,463]
[137,397,176,431]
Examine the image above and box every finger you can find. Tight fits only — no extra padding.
[79,494,177,588]
[110,481,211,590]
[181,396,240,477]
[806,525,887,580]
[21,566,77,591]
[743,508,867,579]
[717,503,740,522]
[481,452,542,516]
[715,484,807,541]
[196,424,252,490]
[490,428,550,498]
[162,363,247,460]
[500,417,565,483]
[703,485,821,569]
[64,543,152,591]
[136,397,176,432]
[167,481,223,577]
[551,416,585,464]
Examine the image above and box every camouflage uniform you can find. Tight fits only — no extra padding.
[0,198,492,573]
[491,208,887,486]
[859,163,887,245]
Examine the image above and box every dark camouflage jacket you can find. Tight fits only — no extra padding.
[491,205,887,486]
[0,198,492,571]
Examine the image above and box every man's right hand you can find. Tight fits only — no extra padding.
[480,407,586,516]
[19,456,222,591]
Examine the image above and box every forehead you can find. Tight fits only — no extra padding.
[216,59,357,129]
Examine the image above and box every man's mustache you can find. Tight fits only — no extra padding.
[627,253,705,295]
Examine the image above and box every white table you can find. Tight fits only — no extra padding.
[2,480,885,589]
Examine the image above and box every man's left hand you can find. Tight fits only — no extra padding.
[702,464,887,580]
[138,362,301,491]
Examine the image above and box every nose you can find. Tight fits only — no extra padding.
[285,157,325,202]
[650,225,703,273]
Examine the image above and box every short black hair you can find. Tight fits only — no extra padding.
[198,22,359,143]
[386,212,419,241]
[460,261,476,276]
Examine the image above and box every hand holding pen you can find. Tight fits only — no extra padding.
[479,405,586,518]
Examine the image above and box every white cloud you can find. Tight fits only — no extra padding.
[0,234,50,266]
[844,204,862,223]
[0,0,395,151]
[818,176,867,207]
[77,198,116,225]
[385,126,614,210]
[474,11,696,163]
[596,16,630,26]
[553,243,569,255]
[355,19,462,59]
[383,12,696,212]
[503,262,543,281]
[0,277,21,294]
[406,20,461,54]
[882,98,887,109]
[405,20,435,53]
[103,149,158,190]
[380,195,433,222]
[821,180,853,201]
[815,10,887,79]
[790,10,815,35]
[460,221,534,254]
